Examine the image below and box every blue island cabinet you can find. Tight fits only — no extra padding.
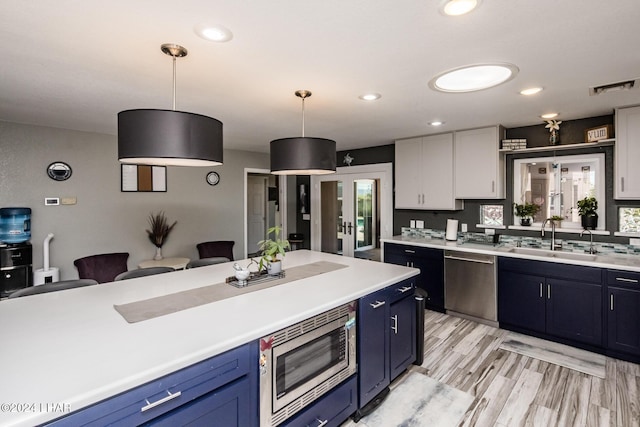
[45,343,258,427]
[607,269,640,361]
[498,257,603,349]
[356,278,416,418]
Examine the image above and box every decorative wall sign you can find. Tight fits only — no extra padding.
[121,165,166,192]
[585,125,613,143]
[47,162,72,181]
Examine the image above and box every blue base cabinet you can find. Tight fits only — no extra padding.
[46,343,258,427]
[498,257,603,349]
[607,269,640,360]
[357,278,416,410]
[384,243,444,312]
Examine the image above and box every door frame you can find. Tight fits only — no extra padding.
[244,168,288,259]
[310,163,393,255]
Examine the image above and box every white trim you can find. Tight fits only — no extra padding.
[614,231,640,237]
[476,224,507,230]
[507,225,610,235]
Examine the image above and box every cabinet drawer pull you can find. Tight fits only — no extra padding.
[141,390,182,412]
[315,418,329,427]
[621,177,625,192]
[539,283,543,298]
[611,294,614,311]
[616,277,639,284]
[491,180,495,193]
[404,249,416,254]
[370,300,386,309]
[391,315,398,334]
[397,285,413,293]
[547,284,551,299]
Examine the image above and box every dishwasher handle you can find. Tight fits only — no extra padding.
[444,254,494,265]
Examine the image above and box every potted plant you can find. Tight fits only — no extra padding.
[577,196,598,229]
[513,202,540,226]
[146,211,177,260]
[550,215,564,228]
[258,226,290,275]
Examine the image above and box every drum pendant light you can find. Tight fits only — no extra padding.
[270,90,336,175]
[118,44,223,167]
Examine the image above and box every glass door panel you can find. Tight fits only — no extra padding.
[355,179,376,252]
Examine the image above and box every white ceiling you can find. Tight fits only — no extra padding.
[2,1,640,153]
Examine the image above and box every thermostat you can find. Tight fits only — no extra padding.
[45,198,60,206]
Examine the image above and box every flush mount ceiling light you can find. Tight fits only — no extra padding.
[194,24,233,42]
[270,90,336,175]
[428,121,445,126]
[429,63,519,93]
[118,44,223,167]
[520,87,543,96]
[359,93,381,101]
[541,113,559,119]
[440,0,481,16]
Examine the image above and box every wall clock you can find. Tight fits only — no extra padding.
[47,162,72,181]
[206,171,220,186]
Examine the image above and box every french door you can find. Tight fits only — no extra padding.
[311,164,392,258]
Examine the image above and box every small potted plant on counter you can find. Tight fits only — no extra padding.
[258,226,290,275]
[513,202,540,226]
[146,211,177,260]
[550,215,564,228]
[577,196,598,229]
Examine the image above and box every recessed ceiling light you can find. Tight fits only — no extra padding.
[440,0,481,16]
[428,121,445,126]
[194,24,233,42]
[520,87,543,96]
[429,63,519,93]
[359,93,381,101]
[541,113,558,119]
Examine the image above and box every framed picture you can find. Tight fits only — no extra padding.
[121,165,167,192]
[299,184,309,214]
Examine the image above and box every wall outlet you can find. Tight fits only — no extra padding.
[484,228,495,236]
[415,220,424,229]
[410,220,416,228]
[461,223,468,232]
[630,238,640,246]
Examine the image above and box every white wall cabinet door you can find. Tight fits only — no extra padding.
[395,134,462,210]
[454,126,505,199]
[615,106,640,199]
[394,137,422,209]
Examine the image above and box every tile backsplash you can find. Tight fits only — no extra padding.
[401,227,640,256]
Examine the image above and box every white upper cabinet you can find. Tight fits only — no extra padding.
[454,126,505,199]
[395,134,463,210]
[615,106,640,199]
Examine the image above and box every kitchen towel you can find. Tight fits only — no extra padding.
[445,219,459,241]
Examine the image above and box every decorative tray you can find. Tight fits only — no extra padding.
[226,270,286,288]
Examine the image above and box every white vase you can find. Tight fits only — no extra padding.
[267,260,282,275]
[154,247,163,260]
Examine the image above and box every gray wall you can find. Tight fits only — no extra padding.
[0,120,269,279]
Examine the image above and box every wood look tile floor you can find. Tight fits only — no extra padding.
[413,310,640,427]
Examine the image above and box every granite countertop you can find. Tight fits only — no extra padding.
[0,250,418,427]
[382,236,640,273]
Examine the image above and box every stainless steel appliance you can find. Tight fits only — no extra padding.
[259,300,357,427]
[444,250,497,326]
[1,243,32,298]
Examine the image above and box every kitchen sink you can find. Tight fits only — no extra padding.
[505,247,597,261]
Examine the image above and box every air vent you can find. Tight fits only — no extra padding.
[589,79,639,96]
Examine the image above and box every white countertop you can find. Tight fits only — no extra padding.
[382,236,640,272]
[0,250,418,427]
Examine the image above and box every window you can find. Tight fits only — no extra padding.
[480,205,504,226]
[619,208,640,233]
[513,153,605,228]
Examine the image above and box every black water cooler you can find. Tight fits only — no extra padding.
[0,243,33,298]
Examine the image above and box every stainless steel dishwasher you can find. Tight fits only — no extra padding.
[444,250,497,326]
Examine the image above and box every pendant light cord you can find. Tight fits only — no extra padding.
[301,96,305,137]
[172,55,177,111]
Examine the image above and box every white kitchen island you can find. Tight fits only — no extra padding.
[0,250,418,427]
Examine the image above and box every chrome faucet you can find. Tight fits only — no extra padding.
[541,218,562,251]
[580,229,597,254]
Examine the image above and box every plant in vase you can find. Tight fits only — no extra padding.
[513,202,540,226]
[549,215,564,228]
[258,226,290,275]
[145,211,177,260]
[545,119,562,145]
[577,196,598,229]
